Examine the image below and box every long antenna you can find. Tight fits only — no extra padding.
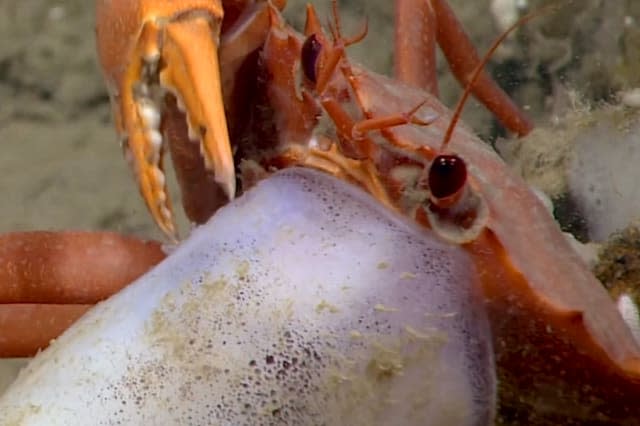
[439,2,566,153]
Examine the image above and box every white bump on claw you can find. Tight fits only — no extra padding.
[137,98,164,166]
[157,191,167,204]
[139,102,161,130]
[160,205,172,222]
[151,167,168,206]
[148,129,163,151]
[152,166,166,189]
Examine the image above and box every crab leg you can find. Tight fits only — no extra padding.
[0,231,165,356]
[394,0,439,96]
[394,0,533,136]
[0,305,91,358]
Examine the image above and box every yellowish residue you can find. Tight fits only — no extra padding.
[400,272,417,280]
[376,261,389,270]
[235,260,250,280]
[374,304,398,313]
[366,344,405,382]
[316,299,340,314]
[314,322,456,425]
[200,274,229,299]
[350,330,363,339]
[271,298,295,321]
[2,403,42,426]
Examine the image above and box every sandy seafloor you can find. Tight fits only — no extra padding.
[2,0,640,422]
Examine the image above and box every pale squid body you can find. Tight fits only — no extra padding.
[0,169,494,425]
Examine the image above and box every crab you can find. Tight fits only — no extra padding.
[1,0,640,424]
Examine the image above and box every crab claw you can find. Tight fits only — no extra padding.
[96,0,235,238]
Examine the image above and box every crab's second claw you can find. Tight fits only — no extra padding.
[103,11,235,239]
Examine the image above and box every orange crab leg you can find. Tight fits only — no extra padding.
[0,304,92,358]
[394,0,533,136]
[394,0,439,96]
[0,231,165,356]
[0,232,165,304]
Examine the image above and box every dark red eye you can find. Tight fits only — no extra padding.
[301,33,322,84]
[428,154,467,200]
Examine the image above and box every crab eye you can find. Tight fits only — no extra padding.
[428,154,467,200]
[424,154,488,244]
[301,33,322,83]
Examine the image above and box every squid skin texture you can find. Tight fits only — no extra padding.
[0,168,495,426]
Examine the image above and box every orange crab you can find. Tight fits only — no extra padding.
[2,0,640,423]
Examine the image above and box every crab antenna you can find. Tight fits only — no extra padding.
[331,0,342,40]
[439,2,567,153]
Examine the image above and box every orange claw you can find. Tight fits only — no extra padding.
[96,0,236,238]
